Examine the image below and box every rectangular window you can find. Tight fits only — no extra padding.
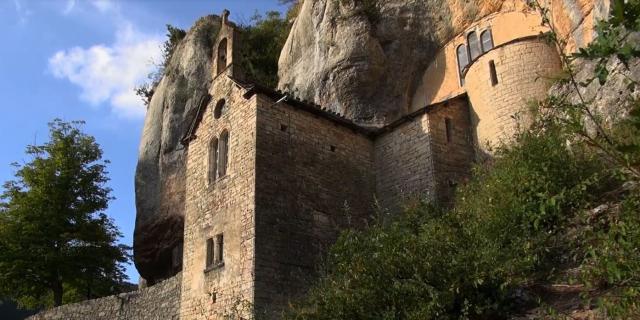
[205,238,214,268]
[489,60,498,86]
[445,118,453,143]
[215,234,224,264]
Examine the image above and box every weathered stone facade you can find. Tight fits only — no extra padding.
[27,274,181,320]
[179,75,258,320]
[465,37,562,150]
[253,94,375,318]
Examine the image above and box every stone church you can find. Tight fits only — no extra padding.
[177,8,561,319]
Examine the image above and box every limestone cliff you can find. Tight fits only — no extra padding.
[133,0,609,282]
[277,0,610,125]
[134,16,220,283]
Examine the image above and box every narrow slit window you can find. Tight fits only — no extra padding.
[205,238,214,268]
[209,138,218,184]
[489,60,498,86]
[481,29,494,52]
[468,31,481,61]
[217,130,229,178]
[445,118,453,143]
[215,234,224,264]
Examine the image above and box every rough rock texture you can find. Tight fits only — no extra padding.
[27,274,181,320]
[550,56,640,125]
[277,0,609,126]
[134,16,220,283]
[277,0,453,126]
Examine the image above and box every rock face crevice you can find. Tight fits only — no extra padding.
[134,16,221,283]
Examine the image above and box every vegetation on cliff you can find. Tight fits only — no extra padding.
[286,1,640,318]
[0,120,130,308]
[136,3,298,106]
[239,11,292,88]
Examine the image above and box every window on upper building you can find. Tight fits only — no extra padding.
[489,60,499,86]
[215,234,224,264]
[214,99,227,119]
[481,29,494,52]
[457,44,469,85]
[217,38,228,74]
[205,238,214,268]
[217,130,229,178]
[468,31,481,61]
[209,138,218,184]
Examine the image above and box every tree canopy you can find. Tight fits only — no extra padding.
[0,119,130,308]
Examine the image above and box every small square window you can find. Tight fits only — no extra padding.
[330,145,336,152]
[280,124,288,132]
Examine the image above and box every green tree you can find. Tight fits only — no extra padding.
[240,11,292,88]
[0,119,130,308]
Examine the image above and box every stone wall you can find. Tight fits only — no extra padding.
[427,96,476,203]
[374,96,475,210]
[28,274,181,320]
[179,76,258,320]
[253,95,376,318]
[374,112,437,212]
[465,37,562,151]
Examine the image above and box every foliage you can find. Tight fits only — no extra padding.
[281,0,303,22]
[574,0,640,85]
[239,11,292,88]
[338,0,381,23]
[286,126,609,320]
[532,0,640,315]
[0,119,131,309]
[135,24,187,107]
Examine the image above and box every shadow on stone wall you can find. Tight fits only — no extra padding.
[27,274,182,320]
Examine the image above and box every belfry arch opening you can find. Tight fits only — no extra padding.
[217,38,228,74]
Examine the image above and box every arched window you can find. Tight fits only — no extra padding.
[457,44,469,73]
[468,31,481,61]
[217,38,228,74]
[481,29,494,52]
[214,99,226,119]
[217,130,229,178]
[208,138,218,184]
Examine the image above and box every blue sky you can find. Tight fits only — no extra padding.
[0,0,287,282]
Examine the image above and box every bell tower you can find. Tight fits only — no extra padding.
[213,9,244,80]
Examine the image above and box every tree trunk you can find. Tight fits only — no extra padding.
[53,280,63,307]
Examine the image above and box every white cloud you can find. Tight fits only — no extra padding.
[62,0,76,15]
[91,0,118,13]
[13,0,33,25]
[49,23,163,119]
[60,0,117,16]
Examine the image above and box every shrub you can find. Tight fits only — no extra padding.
[286,126,608,319]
